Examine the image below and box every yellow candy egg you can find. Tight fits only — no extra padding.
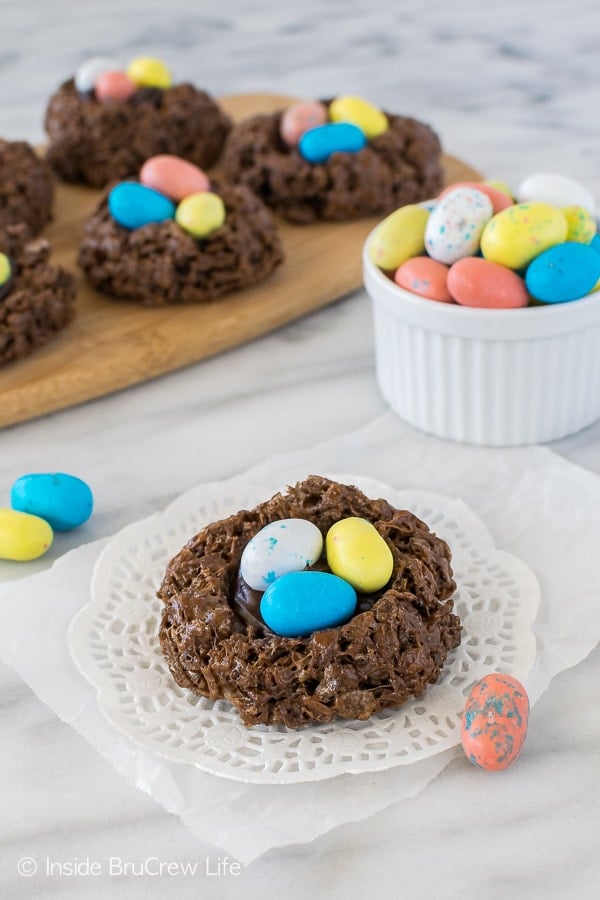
[0,508,53,561]
[126,56,172,89]
[326,516,393,593]
[484,179,514,200]
[562,205,596,244]
[329,95,388,139]
[368,204,429,270]
[175,191,226,238]
[480,202,567,270]
[0,252,12,285]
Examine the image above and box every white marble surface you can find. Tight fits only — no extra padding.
[1,1,600,897]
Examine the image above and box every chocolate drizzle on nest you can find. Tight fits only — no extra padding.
[158,475,462,728]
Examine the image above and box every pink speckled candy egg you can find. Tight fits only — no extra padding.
[425,187,493,265]
[461,674,529,771]
[438,181,513,215]
[140,155,210,202]
[448,256,529,309]
[394,256,452,302]
[280,100,328,147]
[95,70,137,104]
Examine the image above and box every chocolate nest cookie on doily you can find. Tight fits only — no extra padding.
[44,80,232,187]
[0,224,76,366]
[158,475,461,728]
[78,181,284,305]
[221,108,443,224]
[0,139,54,238]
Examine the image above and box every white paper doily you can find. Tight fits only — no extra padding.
[68,474,540,784]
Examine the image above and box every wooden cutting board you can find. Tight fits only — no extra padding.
[0,94,480,428]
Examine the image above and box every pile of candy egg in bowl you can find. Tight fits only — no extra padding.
[362,172,600,446]
[369,172,600,309]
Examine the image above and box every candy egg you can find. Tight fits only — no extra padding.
[11,473,93,531]
[395,256,452,302]
[480,202,567,270]
[298,122,367,164]
[95,70,137,104]
[260,570,356,638]
[326,517,393,593]
[525,241,600,303]
[329,95,388,139]
[140,155,210,202]
[0,508,53,561]
[425,187,493,265]
[126,56,172,90]
[516,172,595,215]
[368,204,429,270]
[484,179,514,200]
[448,257,529,309]
[562,205,596,244]
[280,101,328,147]
[74,56,121,94]
[461,674,529,771]
[175,191,226,238]
[438,181,513,214]
[108,182,176,230]
[240,518,324,592]
[0,252,13,300]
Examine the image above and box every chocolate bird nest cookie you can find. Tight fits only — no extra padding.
[158,475,461,728]
[0,139,54,238]
[0,224,76,367]
[77,181,284,306]
[44,80,232,187]
[221,108,443,224]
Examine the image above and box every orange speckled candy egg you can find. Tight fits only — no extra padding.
[95,70,137,104]
[461,674,529,771]
[394,256,452,302]
[448,256,529,309]
[280,100,328,147]
[438,180,513,215]
[140,155,210,202]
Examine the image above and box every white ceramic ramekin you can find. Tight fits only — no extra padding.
[363,236,600,446]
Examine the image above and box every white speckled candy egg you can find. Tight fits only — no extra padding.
[516,172,596,215]
[240,518,323,592]
[425,187,493,264]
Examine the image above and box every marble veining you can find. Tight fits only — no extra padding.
[1,1,600,897]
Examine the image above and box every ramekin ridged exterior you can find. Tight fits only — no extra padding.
[363,236,600,446]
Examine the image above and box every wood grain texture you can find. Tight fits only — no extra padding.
[0,93,480,428]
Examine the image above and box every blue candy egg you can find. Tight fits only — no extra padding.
[589,233,600,257]
[11,473,94,531]
[240,518,323,592]
[298,122,367,164]
[108,181,176,230]
[260,570,357,638]
[525,241,600,303]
